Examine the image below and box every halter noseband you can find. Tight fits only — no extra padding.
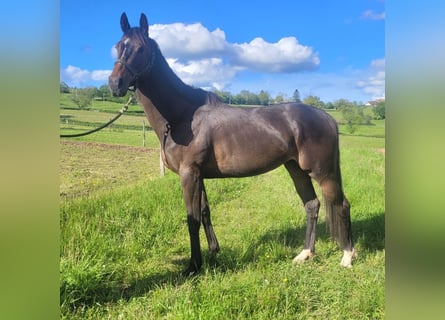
[114,44,156,89]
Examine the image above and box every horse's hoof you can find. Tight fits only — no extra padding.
[209,246,220,257]
[182,264,201,277]
[292,249,314,264]
[340,249,356,268]
[182,269,198,277]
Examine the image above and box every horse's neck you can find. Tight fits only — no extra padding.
[136,91,169,141]
[136,51,208,140]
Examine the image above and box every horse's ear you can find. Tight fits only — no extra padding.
[120,12,131,33]
[140,13,149,36]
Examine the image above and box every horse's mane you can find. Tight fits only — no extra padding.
[148,38,223,107]
[205,91,223,106]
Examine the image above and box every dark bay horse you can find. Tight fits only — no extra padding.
[109,13,355,275]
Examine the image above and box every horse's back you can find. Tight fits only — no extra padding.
[193,102,338,178]
[202,102,338,145]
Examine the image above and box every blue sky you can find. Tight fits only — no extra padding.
[60,0,385,103]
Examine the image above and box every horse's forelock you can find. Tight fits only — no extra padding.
[121,27,148,46]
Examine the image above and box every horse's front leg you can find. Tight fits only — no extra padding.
[201,182,220,255]
[180,167,203,276]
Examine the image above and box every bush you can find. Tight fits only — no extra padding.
[335,99,370,133]
[373,101,385,120]
[71,87,98,109]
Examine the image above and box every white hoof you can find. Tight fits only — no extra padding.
[292,249,313,264]
[340,249,356,268]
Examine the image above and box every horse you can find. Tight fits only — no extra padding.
[109,12,355,276]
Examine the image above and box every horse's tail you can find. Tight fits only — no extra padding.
[321,140,353,249]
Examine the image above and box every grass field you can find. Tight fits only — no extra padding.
[60,104,385,319]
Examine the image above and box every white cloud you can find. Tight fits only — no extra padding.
[111,46,118,59]
[61,65,111,86]
[167,58,240,91]
[232,37,319,73]
[61,65,90,85]
[362,10,385,20]
[91,70,111,81]
[149,22,319,74]
[371,58,385,68]
[149,23,228,60]
[356,58,385,99]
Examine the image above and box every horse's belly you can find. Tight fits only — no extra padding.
[204,140,292,178]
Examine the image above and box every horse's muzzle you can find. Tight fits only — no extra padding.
[108,76,127,97]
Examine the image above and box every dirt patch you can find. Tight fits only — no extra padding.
[376,148,385,155]
[60,141,162,199]
[61,140,158,153]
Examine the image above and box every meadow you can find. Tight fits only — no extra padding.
[60,102,385,319]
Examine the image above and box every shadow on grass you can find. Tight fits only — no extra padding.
[61,212,384,312]
[237,211,385,254]
[207,211,385,273]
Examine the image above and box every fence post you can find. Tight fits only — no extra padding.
[160,146,165,177]
[142,120,146,147]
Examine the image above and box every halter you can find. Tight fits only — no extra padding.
[114,43,156,89]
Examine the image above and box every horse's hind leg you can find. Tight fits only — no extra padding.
[284,161,320,264]
[201,182,220,255]
[319,178,355,268]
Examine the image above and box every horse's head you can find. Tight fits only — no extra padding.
[109,13,155,97]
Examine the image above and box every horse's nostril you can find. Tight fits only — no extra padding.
[109,77,122,89]
[108,76,128,97]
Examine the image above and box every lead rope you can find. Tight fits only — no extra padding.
[161,123,171,167]
[60,94,135,138]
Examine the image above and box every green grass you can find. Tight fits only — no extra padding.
[60,108,385,319]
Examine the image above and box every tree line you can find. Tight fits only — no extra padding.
[60,82,385,129]
[60,82,135,107]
